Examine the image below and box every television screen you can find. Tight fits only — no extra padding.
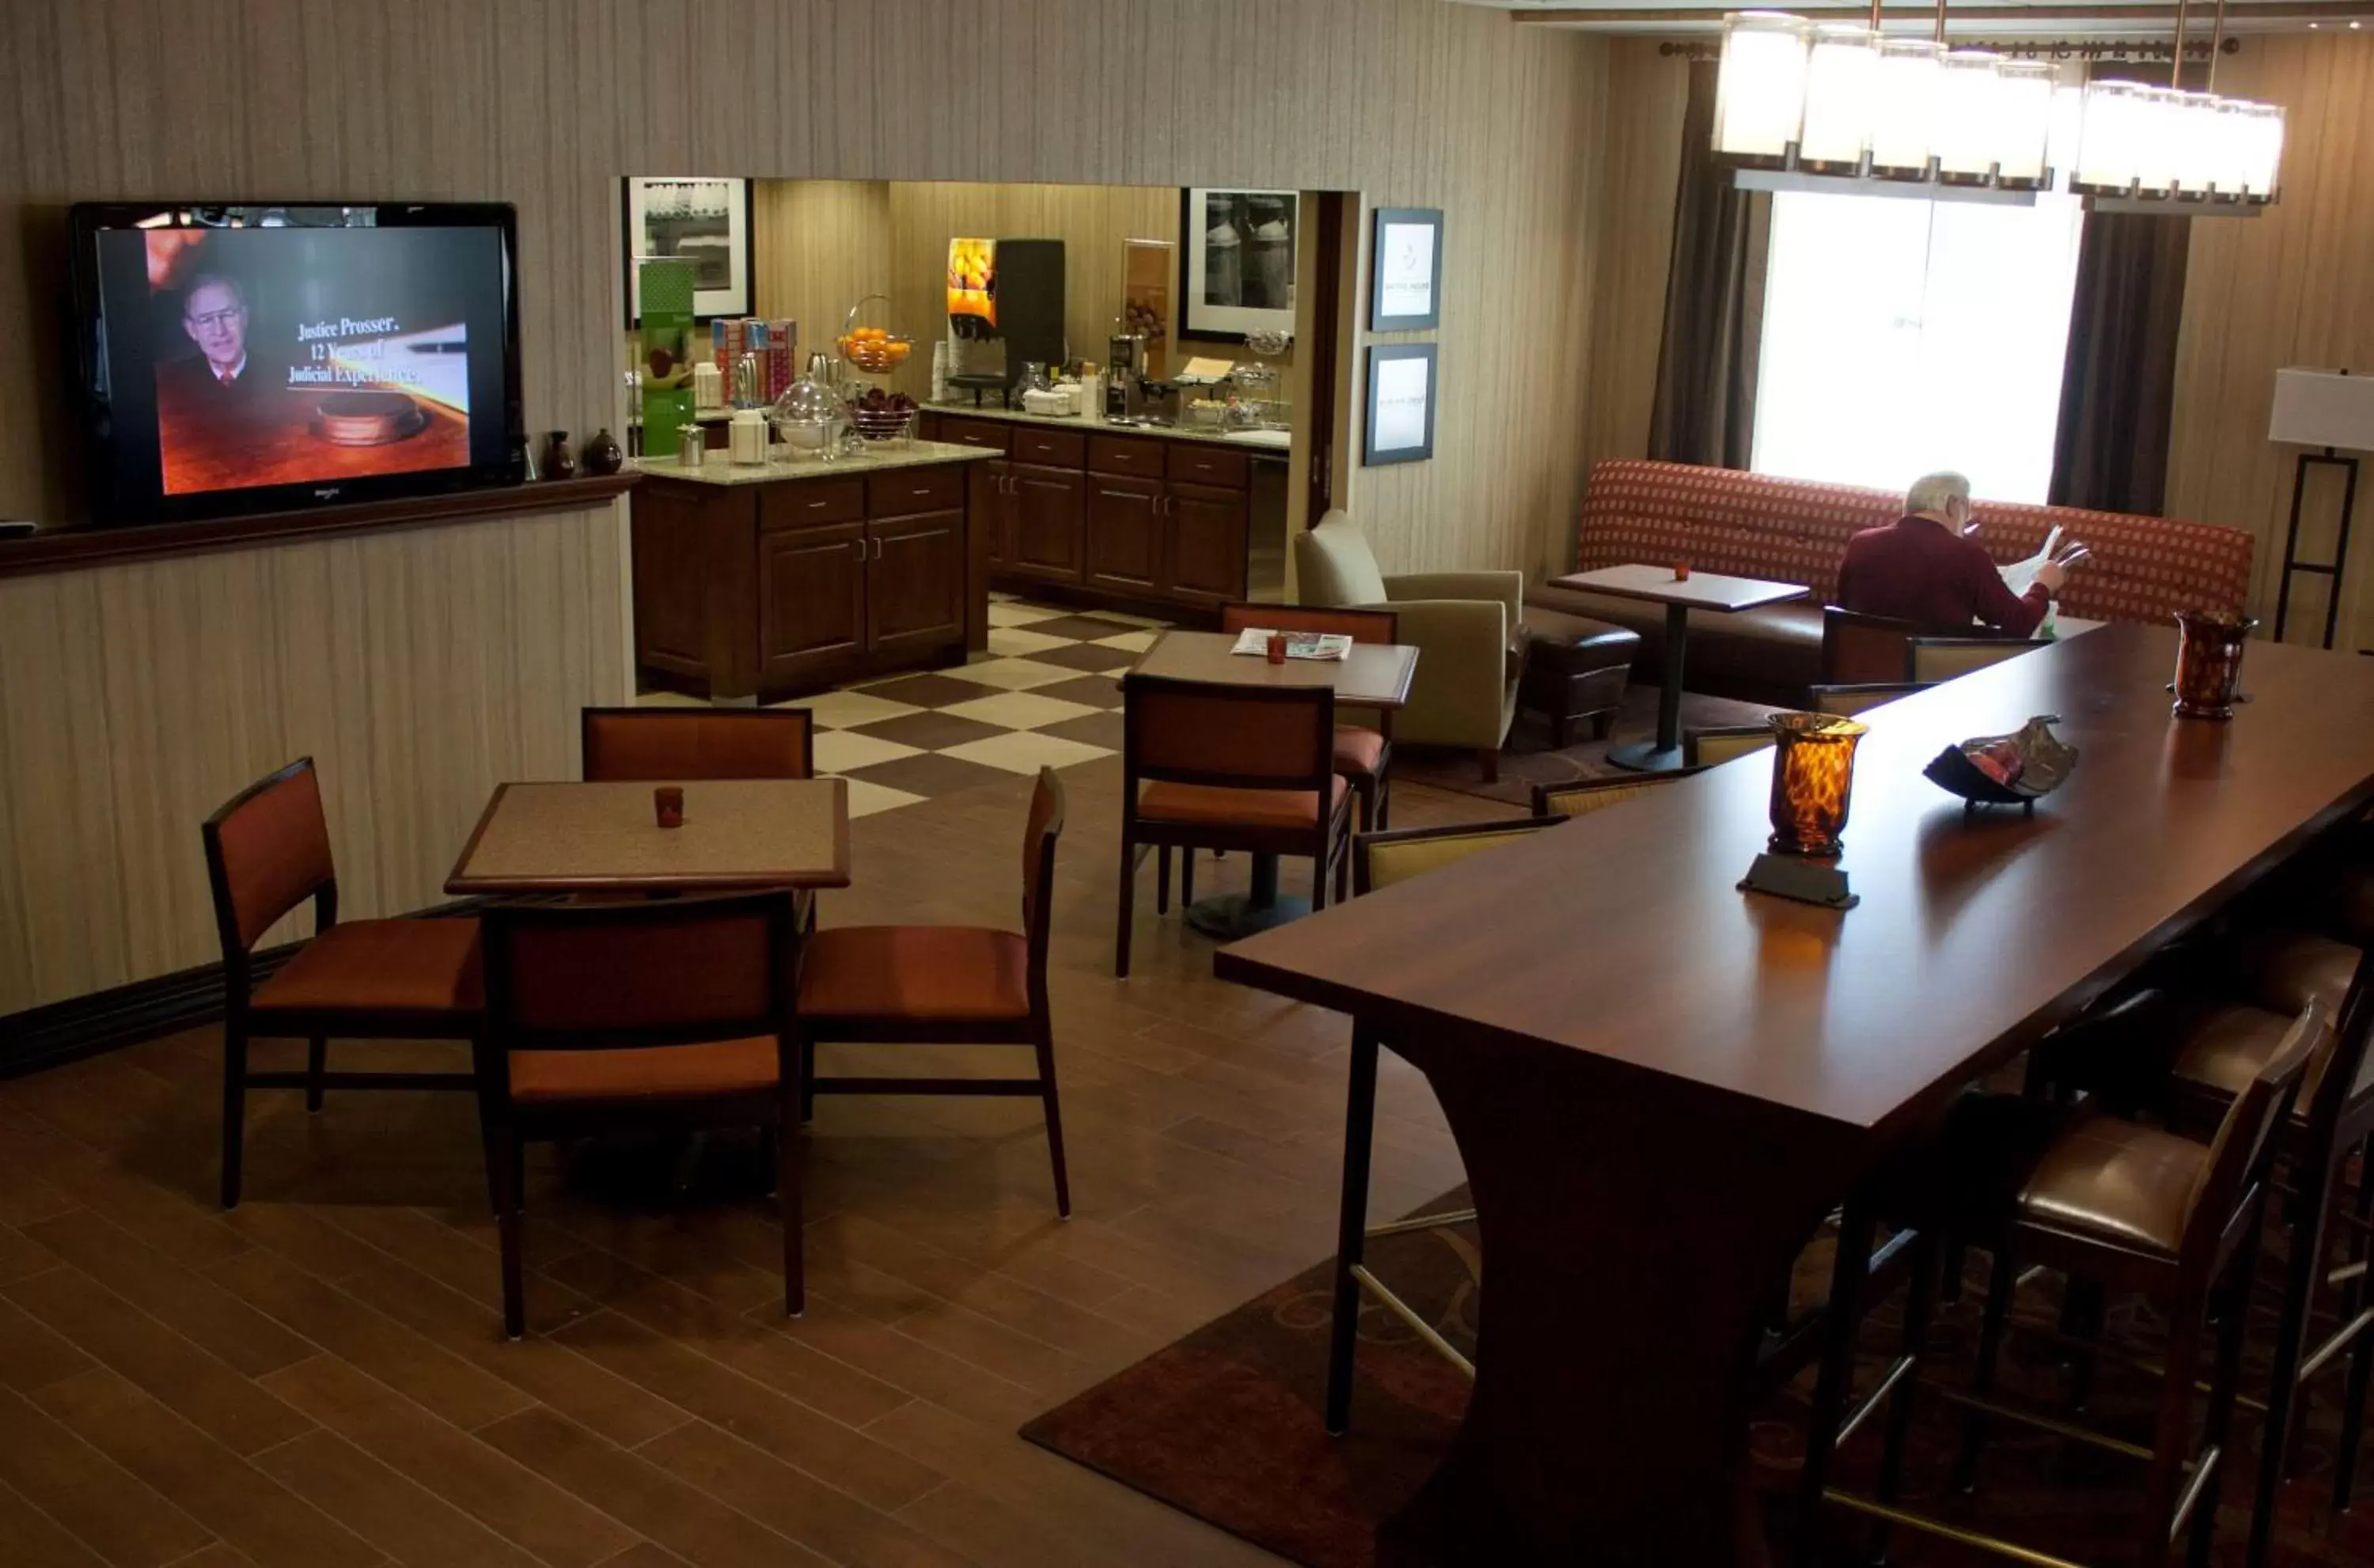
[71,203,522,525]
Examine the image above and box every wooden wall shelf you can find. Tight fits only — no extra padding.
[0,474,639,581]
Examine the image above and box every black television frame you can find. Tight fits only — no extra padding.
[68,199,525,528]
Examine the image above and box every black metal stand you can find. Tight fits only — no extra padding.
[2275,446,2358,649]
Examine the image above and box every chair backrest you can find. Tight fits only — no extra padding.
[1822,606,1924,687]
[1355,816,1561,896]
[1219,602,1397,646]
[1530,771,1701,819]
[2182,998,2324,1283]
[1906,638,2032,684]
[480,891,798,1059]
[1810,681,1931,718]
[1122,676,1336,793]
[1293,512,1390,606]
[1684,725,1773,767]
[2300,945,2374,1160]
[1021,767,1067,992]
[581,708,814,782]
[203,757,337,956]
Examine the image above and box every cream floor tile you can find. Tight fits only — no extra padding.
[937,730,1115,775]
[988,601,1068,628]
[840,778,928,818]
[988,627,1075,657]
[988,589,1020,603]
[937,691,1101,730]
[814,729,924,773]
[800,688,926,729]
[634,690,711,708]
[1088,630,1159,653]
[941,657,1080,691]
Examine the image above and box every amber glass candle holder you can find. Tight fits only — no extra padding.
[1766,712,1868,858]
[654,785,685,828]
[2171,609,2256,720]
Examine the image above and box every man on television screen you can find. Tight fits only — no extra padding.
[160,274,267,400]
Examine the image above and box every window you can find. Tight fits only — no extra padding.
[1750,85,2088,504]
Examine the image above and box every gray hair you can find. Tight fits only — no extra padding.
[1906,471,1972,517]
[182,273,247,316]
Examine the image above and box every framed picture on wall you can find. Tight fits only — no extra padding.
[1178,187,1299,342]
[1363,343,1437,466]
[622,176,753,325]
[1369,206,1443,331]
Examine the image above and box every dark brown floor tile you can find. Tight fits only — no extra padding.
[636,1419,976,1568]
[840,752,1018,801]
[844,710,1011,752]
[0,1477,110,1567]
[249,1428,544,1568]
[586,1546,692,1568]
[0,1148,80,1229]
[32,1367,379,1568]
[855,673,1003,710]
[0,1386,214,1566]
[1014,642,1137,675]
[6,1267,313,1456]
[258,1355,637,1568]
[1021,675,1127,710]
[0,1121,252,1272]
[0,1291,94,1393]
[741,1297,1044,1433]
[21,1211,313,1380]
[1008,615,1130,642]
[1034,711,1125,751]
[476,1407,836,1568]
[206,1247,534,1432]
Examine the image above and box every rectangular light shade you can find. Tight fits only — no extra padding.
[1934,54,2005,178]
[1868,41,1942,174]
[1798,26,1879,167]
[2270,369,2374,451]
[1993,62,2055,184]
[1714,13,1812,159]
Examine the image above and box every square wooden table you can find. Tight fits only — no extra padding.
[1124,628,1420,937]
[1547,564,1809,771]
[445,778,851,896]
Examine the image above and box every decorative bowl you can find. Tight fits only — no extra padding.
[1922,714,2079,812]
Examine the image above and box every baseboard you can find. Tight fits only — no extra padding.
[0,903,484,1080]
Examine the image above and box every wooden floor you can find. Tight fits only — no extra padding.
[0,762,1515,1568]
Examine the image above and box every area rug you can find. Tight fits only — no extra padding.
[1390,684,1776,810]
[1022,1190,2374,1567]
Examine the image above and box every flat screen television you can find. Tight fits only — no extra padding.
[70,201,524,526]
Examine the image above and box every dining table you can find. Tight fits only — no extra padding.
[1124,628,1420,938]
[1213,623,2374,1564]
[445,778,851,896]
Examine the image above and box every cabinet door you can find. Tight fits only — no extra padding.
[975,460,1011,570]
[1165,480,1250,607]
[1085,475,1164,595]
[758,520,867,691]
[867,510,965,657]
[1009,463,1087,584]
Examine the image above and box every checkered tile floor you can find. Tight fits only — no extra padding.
[639,595,1163,817]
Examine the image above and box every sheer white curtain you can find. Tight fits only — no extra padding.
[1750,85,2088,503]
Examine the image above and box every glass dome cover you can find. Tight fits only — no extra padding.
[769,375,848,431]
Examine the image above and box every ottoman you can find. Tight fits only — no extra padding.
[1519,621,1640,748]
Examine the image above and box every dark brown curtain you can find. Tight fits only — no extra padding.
[2048,59,2205,514]
[1648,59,1771,470]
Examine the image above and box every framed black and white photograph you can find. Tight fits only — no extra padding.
[1370,206,1443,331]
[1363,343,1437,466]
[1178,187,1298,342]
[623,176,753,324]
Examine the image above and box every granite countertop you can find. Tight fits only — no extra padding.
[628,439,993,487]
[924,400,1293,453]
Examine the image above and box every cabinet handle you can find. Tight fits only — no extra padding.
[809,499,829,509]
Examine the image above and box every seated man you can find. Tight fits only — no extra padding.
[1837,471,2069,638]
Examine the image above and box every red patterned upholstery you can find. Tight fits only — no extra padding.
[1571,460,2251,626]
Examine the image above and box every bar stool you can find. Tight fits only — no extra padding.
[1812,1002,2324,1568]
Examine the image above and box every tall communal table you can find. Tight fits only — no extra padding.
[1124,629,1419,938]
[1549,563,1809,772]
[1214,625,2374,1565]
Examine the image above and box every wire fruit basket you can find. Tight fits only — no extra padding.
[836,294,913,375]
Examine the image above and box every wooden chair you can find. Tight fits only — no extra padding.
[1219,602,1401,831]
[1906,636,2033,684]
[476,891,802,1339]
[581,706,816,782]
[1530,770,1702,819]
[1117,676,1352,977]
[1683,725,1773,767]
[1809,681,1930,718]
[1329,815,1564,1434]
[202,758,482,1210]
[794,768,1071,1217]
[1812,1002,2323,1568]
[1821,605,1924,686]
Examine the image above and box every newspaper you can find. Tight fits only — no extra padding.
[1998,523,2062,599]
[1230,628,1352,661]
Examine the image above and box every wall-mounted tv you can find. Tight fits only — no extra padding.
[70,201,524,526]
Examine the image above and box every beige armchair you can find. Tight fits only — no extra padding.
[1293,512,1523,778]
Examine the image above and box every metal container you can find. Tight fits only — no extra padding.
[675,425,707,468]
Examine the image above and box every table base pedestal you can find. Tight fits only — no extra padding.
[1606,740,1686,774]
[1185,852,1313,938]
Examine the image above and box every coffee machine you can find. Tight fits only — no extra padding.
[1105,332,1146,422]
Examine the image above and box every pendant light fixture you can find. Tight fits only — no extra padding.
[2073,0,2280,211]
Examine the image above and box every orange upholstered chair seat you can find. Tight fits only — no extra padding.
[798,926,1031,1021]
[507,1036,781,1102]
[1137,775,1349,831]
[250,918,484,1020]
[1333,725,1388,775]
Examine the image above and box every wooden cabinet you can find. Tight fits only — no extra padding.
[867,510,965,654]
[759,521,867,690]
[1087,475,1164,594]
[1166,480,1250,606]
[1009,464,1086,585]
